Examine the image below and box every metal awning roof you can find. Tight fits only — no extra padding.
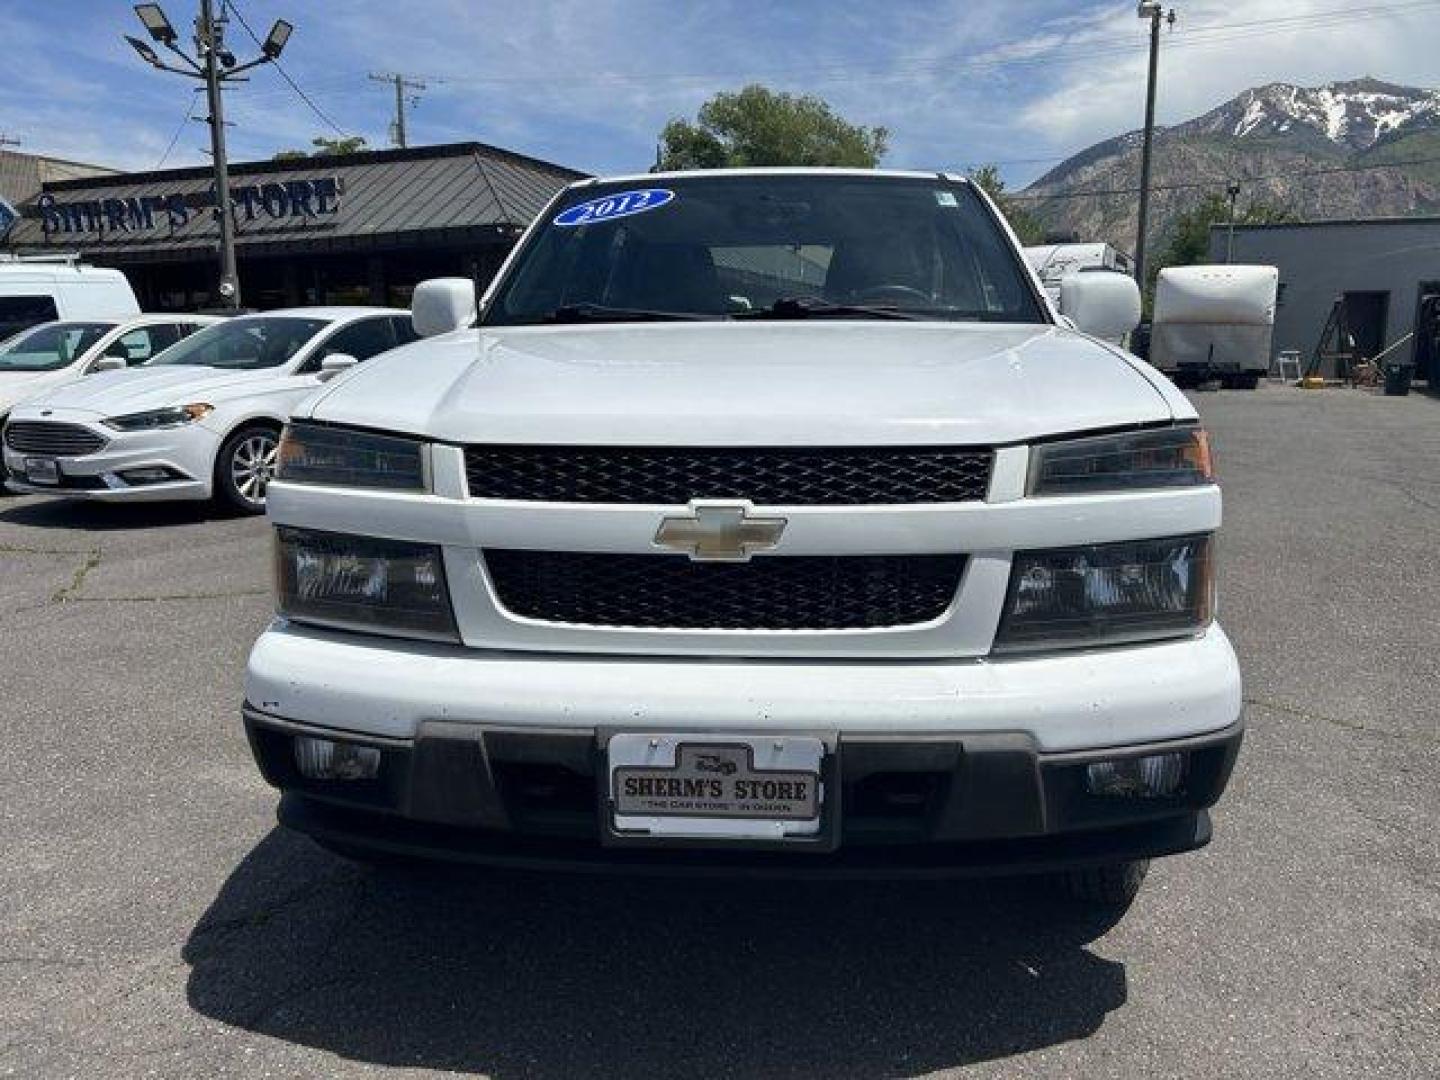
[2,141,586,258]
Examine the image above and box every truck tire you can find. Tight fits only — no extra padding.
[1236,374,1260,390]
[1059,859,1149,905]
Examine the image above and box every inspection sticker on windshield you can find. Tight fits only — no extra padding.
[935,190,959,207]
[553,188,674,227]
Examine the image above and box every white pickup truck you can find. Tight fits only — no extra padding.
[244,168,1242,908]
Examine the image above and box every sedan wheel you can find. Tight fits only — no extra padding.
[217,425,280,513]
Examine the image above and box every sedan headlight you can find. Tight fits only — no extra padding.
[275,527,458,642]
[993,534,1213,654]
[102,403,213,431]
[1029,427,1213,496]
[276,422,425,491]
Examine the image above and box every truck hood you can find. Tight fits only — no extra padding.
[16,365,278,417]
[307,322,1179,446]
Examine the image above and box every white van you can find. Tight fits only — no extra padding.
[0,260,140,342]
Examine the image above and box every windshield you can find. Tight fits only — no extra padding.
[151,315,331,370]
[485,174,1046,326]
[0,321,114,372]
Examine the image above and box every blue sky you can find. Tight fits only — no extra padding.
[2,1,1437,186]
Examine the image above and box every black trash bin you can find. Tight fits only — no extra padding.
[1383,361,1414,397]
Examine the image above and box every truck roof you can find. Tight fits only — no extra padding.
[569,167,971,189]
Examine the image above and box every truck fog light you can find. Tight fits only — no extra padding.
[1085,751,1185,798]
[294,736,381,781]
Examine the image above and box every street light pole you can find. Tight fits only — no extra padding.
[1133,2,1175,293]
[1225,181,1241,264]
[125,3,296,311]
[198,0,240,307]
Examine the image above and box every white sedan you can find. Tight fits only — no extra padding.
[0,313,221,420]
[3,306,415,513]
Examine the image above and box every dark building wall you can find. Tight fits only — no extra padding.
[1209,218,1440,377]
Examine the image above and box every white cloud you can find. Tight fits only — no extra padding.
[1015,1,1440,177]
[3,0,1436,183]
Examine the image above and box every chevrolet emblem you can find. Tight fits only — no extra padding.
[654,502,787,562]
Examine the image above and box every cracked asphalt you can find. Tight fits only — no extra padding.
[1,385,1437,1079]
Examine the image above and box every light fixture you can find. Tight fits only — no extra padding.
[124,34,163,67]
[294,736,381,781]
[133,3,177,44]
[1086,752,1186,798]
[262,19,294,60]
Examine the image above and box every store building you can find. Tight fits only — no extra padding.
[0,141,586,311]
[1210,216,1440,382]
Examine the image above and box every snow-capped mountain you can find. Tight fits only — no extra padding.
[1021,78,1440,253]
[1178,79,1440,152]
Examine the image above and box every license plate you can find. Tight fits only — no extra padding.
[609,734,825,840]
[24,458,59,485]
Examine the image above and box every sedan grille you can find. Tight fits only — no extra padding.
[463,445,994,505]
[4,421,107,457]
[483,550,966,631]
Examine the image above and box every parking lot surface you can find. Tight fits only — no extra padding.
[2,386,1437,1079]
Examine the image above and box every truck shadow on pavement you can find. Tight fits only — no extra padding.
[0,495,216,531]
[185,829,1130,1077]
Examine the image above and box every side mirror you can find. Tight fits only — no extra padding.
[412,277,477,338]
[318,353,358,381]
[93,354,128,373]
[1058,271,1142,340]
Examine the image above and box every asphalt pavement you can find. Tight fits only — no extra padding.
[1,384,1437,1079]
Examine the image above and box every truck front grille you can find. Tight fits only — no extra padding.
[4,421,107,457]
[463,445,993,505]
[483,551,966,630]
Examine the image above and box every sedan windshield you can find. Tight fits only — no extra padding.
[485,174,1046,326]
[151,315,331,371]
[0,322,113,372]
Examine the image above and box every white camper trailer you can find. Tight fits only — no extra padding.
[1149,264,1278,389]
[1024,243,1135,305]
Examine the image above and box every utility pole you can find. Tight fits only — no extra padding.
[1134,2,1175,293]
[125,2,295,310]
[1225,181,1241,264]
[198,0,240,307]
[370,72,426,148]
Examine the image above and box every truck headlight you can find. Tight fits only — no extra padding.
[276,422,425,491]
[102,403,213,431]
[275,527,458,642]
[993,535,1213,654]
[1029,427,1213,496]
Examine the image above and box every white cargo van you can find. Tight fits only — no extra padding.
[0,260,140,342]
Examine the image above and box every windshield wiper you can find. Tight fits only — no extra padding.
[732,296,927,321]
[542,303,711,324]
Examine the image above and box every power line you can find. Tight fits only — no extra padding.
[225,0,349,136]
[221,0,1440,102]
[153,86,205,169]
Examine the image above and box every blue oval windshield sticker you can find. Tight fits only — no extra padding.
[553,188,675,227]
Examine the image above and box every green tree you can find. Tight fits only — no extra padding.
[966,164,1046,245]
[659,85,888,170]
[274,136,368,161]
[1157,192,1295,270]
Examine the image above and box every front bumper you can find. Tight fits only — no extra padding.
[247,708,1241,876]
[2,413,216,502]
[243,621,1244,875]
